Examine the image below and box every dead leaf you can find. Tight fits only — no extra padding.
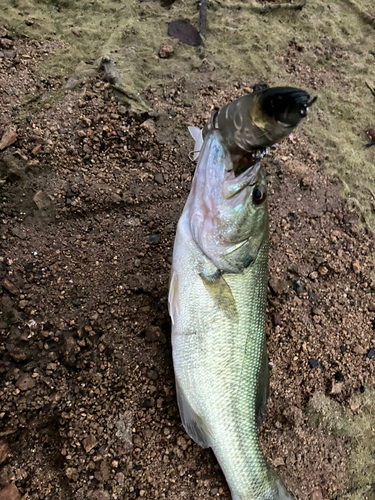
[167,20,203,47]
[0,126,18,151]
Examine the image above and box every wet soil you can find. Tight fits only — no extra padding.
[0,33,375,500]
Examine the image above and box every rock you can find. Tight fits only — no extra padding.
[273,313,283,327]
[0,27,8,38]
[1,278,19,295]
[97,56,121,85]
[18,300,28,310]
[140,119,156,134]
[330,381,343,394]
[71,28,81,37]
[142,398,155,408]
[310,489,323,500]
[210,488,218,496]
[308,358,319,369]
[0,39,13,50]
[82,434,98,453]
[8,347,28,362]
[145,325,166,343]
[159,44,174,58]
[0,442,9,464]
[31,144,41,156]
[115,472,125,486]
[146,233,161,244]
[269,278,288,295]
[342,214,353,224]
[352,260,361,274]
[148,370,158,381]
[33,191,51,210]
[292,280,304,295]
[0,126,17,150]
[65,467,79,481]
[334,371,344,381]
[15,372,36,391]
[133,434,143,448]
[273,457,285,467]
[367,347,375,359]
[92,490,110,500]
[353,345,366,355]
[177,436,187,450]
[0,484,21,500]
[301,176,312,187]
[96,460,110,482]
[154,173,165,185]
[319,266,328,276]
[10,228,26,240]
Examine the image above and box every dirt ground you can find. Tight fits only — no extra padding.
[0,27,375,500]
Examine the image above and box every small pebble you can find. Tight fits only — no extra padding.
[334,371,344,382]
[310,489,323,500]
[146,234,161,244]
[308,359,319,369]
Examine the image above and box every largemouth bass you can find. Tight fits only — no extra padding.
[169,89,315,499]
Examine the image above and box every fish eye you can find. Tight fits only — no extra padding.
[253,187,267,205]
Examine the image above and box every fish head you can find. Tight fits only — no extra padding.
[187,130,268,274]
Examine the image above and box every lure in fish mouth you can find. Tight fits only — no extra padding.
[199,86,317,166]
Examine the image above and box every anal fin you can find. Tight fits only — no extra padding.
[175,380,212,449]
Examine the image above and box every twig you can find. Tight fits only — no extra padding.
[216,1,305,12]
[199,0,208,37]
[251,2,305,12]
[0,429,17,437]
[365,81,375,97]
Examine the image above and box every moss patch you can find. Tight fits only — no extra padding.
[308,389,375,499]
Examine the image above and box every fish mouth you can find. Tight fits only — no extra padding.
[222,156,263,199]
[233,148,266,177]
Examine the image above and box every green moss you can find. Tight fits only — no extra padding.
[308,388,375,499]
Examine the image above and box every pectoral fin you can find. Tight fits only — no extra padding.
[175,380,212,449]
[200,274,238,321]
